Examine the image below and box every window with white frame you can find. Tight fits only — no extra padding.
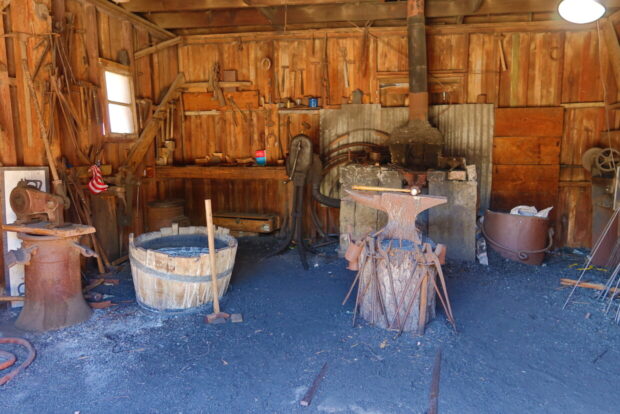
[99,59,138,138]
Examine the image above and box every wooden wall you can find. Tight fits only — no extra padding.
[3,1,620,292]
[172,20,620,248]
[0,0,175,292]
[0,0,57,295]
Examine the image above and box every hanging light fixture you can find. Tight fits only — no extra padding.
[558,0,606,24]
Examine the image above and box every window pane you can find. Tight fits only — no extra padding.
[108,103,135,134]
[104,71,132,104]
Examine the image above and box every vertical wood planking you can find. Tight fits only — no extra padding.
[467,33,499,104]
[0,10,17,166]
[562,30,605,103]
[527,32,564,106]
[427,34,468,72]
[498,32,530,107]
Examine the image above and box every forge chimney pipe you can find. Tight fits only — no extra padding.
[407,0,428,121]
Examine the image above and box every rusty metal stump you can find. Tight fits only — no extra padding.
[3,223,97,332]
[14,233,95,332]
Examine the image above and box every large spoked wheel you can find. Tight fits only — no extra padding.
[595,148,620,173]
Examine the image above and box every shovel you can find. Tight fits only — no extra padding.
[204,199,242,324]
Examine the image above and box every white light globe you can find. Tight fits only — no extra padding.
[558,0,606,24]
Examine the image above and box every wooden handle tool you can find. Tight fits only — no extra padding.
[351,185,420,195]
[205,199,221,315]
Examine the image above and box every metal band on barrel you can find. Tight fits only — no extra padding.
[131,258,232,283]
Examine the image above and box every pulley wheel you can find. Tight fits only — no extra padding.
[581,147,603,172]
[595,148,620,173]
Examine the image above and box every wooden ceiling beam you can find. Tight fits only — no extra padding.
[475,0,620,14]
[123,0,384,13]
[126,0,620,15]
[148,10,273,29]
[144,1,489,29]
[141,1,620,30]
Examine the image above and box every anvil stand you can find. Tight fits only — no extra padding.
[344,189,456,335]
[3,222,97,332]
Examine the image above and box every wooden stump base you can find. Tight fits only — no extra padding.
[356,238,438,334]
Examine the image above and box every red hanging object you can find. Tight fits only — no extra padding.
[87,164,108,194]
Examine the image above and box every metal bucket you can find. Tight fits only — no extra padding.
[482,210,553,266]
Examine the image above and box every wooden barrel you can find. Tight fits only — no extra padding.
[146,199,190,231]
[129,225,237,312]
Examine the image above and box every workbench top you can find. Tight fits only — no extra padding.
[155,165,288,180]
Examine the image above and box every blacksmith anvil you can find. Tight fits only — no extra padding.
[10,179,64,226]
[345,189,446,243]
[344,189,455,334]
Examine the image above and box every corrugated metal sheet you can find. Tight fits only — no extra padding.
[320,104,389,198]
[320,103,494,210]
[429,104,495,210]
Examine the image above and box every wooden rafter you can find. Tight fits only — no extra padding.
[82,0,175,39]
[135,0,620,30]
[143,2,479,29]
[122,0,398,13]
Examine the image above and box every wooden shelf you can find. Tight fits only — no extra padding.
[279,108,321,114]
[155,165,288,180]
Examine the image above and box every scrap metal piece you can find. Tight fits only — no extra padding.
[427,349,442,414]
[300,362,328,407]
[0,337,36,386]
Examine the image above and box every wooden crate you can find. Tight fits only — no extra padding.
[213,212,281,233]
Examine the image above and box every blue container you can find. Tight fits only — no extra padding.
[309,97,318,108]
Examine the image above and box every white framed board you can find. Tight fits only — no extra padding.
[0,167,49,307]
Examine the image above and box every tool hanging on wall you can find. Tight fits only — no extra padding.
[340,47,351,89]
[155,101,176,166]
[210,63,226,106]
[322,34,330,104]
[19,37,70,209]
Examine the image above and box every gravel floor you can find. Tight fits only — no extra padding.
[1,238,619,414]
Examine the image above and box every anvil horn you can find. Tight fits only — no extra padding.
[344,189,386,213]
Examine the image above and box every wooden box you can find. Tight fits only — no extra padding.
[212,212,280,234]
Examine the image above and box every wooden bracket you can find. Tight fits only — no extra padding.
[123,72,186,173]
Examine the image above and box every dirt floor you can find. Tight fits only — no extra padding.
[2,238,620,414]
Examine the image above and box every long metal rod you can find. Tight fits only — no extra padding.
[563,208,620,309]
[599,261,620,301]
[428,348,442,414]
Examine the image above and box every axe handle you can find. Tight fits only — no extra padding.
[205,199,221,314]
